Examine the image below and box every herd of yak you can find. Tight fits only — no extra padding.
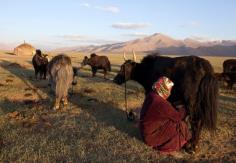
[31,49,236,152]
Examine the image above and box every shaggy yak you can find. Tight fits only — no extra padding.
[48,54,77,110]
[32,49,48,79]
[216,72,236,90]
[223,59,236,73]
[81,53,111,78]
[214,59,236,90]
[114,52,219,152]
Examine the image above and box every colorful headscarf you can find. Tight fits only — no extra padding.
[152,76,174,99]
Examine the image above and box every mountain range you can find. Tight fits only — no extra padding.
[56,33,236,56]
[1,33,236,56]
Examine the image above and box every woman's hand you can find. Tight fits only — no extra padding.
[176,104,185,110]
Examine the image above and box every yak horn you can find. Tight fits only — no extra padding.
[132,50,137,62]
[123,51,128,61]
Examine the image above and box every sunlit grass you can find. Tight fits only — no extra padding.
[0,51,236,162]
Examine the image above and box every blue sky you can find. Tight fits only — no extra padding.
[0,0,236,49]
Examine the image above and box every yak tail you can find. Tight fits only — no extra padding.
[197,74,219,131]
[55,65,73,99]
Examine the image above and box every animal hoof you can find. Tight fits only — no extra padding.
[72,81,77,85]
[183,143,197,154]
[63,106,70,111]
[52,106,60,111]
[127,111,135,121]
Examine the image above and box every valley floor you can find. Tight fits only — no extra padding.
[0,53,236,162]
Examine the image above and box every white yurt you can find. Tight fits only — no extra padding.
[14,41,36,56]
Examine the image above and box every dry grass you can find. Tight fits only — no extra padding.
[0,51,236,162]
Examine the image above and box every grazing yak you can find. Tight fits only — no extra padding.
[32,49,48,79]
[81,53,111,78]
[114,52,218,152]
[214,59,236,90]
[217,72,236,90]
[48,54,76,110]
[223,59,236,73]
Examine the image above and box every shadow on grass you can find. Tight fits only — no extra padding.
[72,65,145,94]
[0,60,46,99]
[4,52,15,55]
[0,60,141,140]
[70,92,141,139]
[219,94,236,104]
[0,97,49,115]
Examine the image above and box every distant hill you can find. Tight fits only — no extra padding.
[157,45,236,56]
[1,33,236,56]
[57,33,236,56]
[0,43,14,51]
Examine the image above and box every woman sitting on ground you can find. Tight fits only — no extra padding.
[139,76,191,153]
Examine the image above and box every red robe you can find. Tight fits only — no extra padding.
[139,91,191,153]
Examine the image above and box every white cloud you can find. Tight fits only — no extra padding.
[95,6,120,13]
[112,23,151,30]
[56,34,119,45]
[123,32,149,37]
[57,35,86,40]
[190,36,219,42]
[80,3,90,8]
[80,3,120,13]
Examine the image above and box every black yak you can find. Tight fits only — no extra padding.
[48,54,76,110]
[223,59,236,73]
[32,49,48,79]
[114,52,218,152]
[217,72,236,90]
[81,53,111,78]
